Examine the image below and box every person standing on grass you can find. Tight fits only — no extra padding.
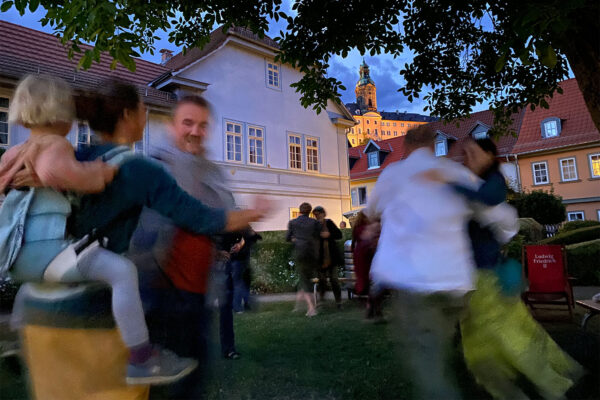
[364,125,482,400]
[312,206,343,309]
[232,228,262,313]
[129,95,262,398]
[286,202,321,317]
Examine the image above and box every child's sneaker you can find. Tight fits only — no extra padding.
[126,348,198,385]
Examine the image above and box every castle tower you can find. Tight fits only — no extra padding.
[355,59,377,112]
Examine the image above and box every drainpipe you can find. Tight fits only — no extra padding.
[513,154,521,192]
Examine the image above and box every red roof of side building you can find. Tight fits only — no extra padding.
[512,78,600,155]
[350,109,524,180]
[0,20,174,107]
[349,136,408,180]
[428,109,524,160]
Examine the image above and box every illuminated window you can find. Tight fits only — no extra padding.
[589,153,600,178]
[226,121,243,162]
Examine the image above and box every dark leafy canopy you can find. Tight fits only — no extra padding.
[2,0,598,132]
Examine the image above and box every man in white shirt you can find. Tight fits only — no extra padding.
[364,125,480,399]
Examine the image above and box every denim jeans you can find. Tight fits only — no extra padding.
[144,287,210,400]
[212,260,236,355]
[231,260,248,312]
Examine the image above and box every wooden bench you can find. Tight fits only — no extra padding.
[575,300,600,330]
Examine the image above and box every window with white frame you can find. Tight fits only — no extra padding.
[567,211,584,221]
[471,124,489,140]
[559,157,578,181]
[589,153,600,178]
[532,161,549,185]
[226,122,243,162]
[248,126,264,165]
[358,187,367,205]
[0,97,9,147]
[435,140,447,156]
[351,187,368,206]
[541,117,561,138]
[289,135,302,170]
[306,137,319,172]
[368,151,379,168]
[351,188,358,206]
[266,62,280,89]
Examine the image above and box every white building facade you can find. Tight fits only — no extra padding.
[0,23,355,231]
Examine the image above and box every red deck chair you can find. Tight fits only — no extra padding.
[521,244,574,319]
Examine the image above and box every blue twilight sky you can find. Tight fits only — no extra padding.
[0,4,489,115]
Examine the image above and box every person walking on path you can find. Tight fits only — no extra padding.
[286,202,320,317]
[364,125,493,400]
[312,206,343,309]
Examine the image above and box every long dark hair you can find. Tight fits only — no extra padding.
[76,81,139,135]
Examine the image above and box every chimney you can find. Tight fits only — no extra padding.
[160,49,174,65]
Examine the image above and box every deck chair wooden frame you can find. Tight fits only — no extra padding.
[521,244,574,320]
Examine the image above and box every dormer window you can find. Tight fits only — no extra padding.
[542,117,561,138]
[368,151,379,168]
[435,139,447,156]
[471,122,490,140]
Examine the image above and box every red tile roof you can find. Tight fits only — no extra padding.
[512,78,600,155]
[350,109,524,180]
[165,26,279,72]
[349,136,408,180]
[0,20,174,107]
[427,109,524,159]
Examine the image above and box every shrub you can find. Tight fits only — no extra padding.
[250,228,353,293]
[518,218,544,243]
[559,220,600,234]
[504,234,525,261]
[510,190,566,225]
[250,241,295,293]
[566,239,600,285]
[539,226,600,246]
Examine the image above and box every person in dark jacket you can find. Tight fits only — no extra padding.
[231,228,262,313]
[312,206,343,308]
[286,202,320,317]
[452,138,507,269]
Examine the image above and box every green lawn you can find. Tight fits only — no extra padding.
[1,300,599,399]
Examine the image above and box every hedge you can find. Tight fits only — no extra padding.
[566,239,600,286]
[539,226,600,246]
[250,229,352,293]
[559,220,600,233]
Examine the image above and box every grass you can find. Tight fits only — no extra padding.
[1,299,599,399]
